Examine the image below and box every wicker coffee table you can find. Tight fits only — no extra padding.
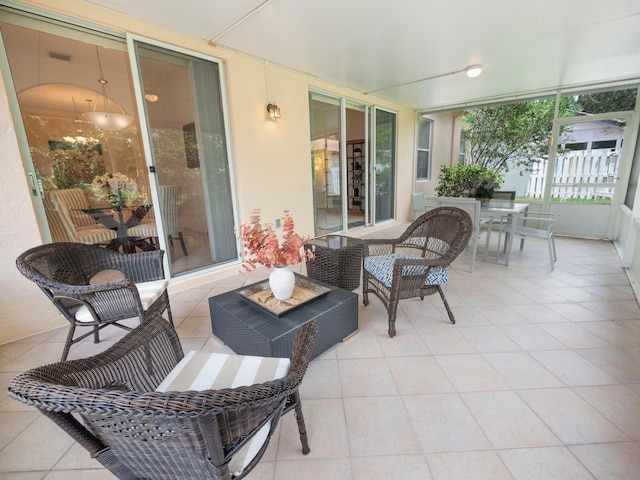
[209,274,358,359]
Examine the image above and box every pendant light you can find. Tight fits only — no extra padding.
[83,46,133,131]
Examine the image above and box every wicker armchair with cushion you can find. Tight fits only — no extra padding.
[8,314,318,480]
[362,207,473,337]
[16,242,173,360]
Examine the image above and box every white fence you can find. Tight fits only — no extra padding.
[525,150,620,201]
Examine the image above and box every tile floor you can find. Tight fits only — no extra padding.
[2,224,640,479]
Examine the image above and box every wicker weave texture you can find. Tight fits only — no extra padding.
[8,314,318,480]
[304,236,364,291]
[16,242,173,360]
[362,207,473,337]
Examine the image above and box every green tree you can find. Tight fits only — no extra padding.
[462,98,580,173]
[577,88,637,114]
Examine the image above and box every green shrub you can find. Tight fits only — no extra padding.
[435,163,503,198]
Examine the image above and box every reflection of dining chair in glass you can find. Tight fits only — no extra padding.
[50,188,102,229]
[436,197,493,273]
[128,185,188,256]
[8,315,318,480]
[16,242,173,360]
[44,191,117,246]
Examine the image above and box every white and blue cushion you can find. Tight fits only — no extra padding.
[156,351,290,476]
[364,253,448,288]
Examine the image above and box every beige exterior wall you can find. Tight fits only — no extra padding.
[0,0,416,343]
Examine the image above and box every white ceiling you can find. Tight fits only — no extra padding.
[77,0,640,111]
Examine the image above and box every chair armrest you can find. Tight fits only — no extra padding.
[9,314,183,398]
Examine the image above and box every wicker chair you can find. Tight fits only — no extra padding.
[362,207,473,337]
[16,242,173,360]
[8,314,318,480]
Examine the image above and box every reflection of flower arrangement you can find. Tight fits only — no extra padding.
[91,172,147,210]
[237,209,314,271]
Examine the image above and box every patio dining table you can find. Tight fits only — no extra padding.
[83,205,154,254]
[481,200,529,266]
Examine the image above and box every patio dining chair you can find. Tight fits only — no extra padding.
[16,242,173,360]
[8,314,318,480]
[497,211,558,270]
[362,207,473,337]
[436,197,493,272]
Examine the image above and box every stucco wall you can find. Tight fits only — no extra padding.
[0,0,416,343]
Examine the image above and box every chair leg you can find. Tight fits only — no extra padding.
[291,390,310,454]
[548,236,556,270]
[437,285,455,324]
[61,325,76,361]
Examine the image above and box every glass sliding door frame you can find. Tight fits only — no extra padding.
[127,34,239,277]
[310,90,374,235]
[371,106,397,223]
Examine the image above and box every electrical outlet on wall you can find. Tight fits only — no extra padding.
[275,218,281,228]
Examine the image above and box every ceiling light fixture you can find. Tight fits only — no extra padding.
[82,46,133,131]
[145,93,159,102]
[365,63,484,95]
[465,65,483,78]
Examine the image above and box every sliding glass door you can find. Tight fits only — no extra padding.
[131,38,237,275]
[310,92,395,234]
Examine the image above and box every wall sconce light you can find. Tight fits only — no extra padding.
[465,65,483,78]
[266,103,281,119]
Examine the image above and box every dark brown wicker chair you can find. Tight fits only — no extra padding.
[16,242,173,360]
[362,207,473,337]
[8,314,318,480]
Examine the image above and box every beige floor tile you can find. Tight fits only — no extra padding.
[339,358,399,397]
[569,442,640,480]
[537,323,610,349]
[0,416,74,472]
[461,391,561,448]
[435,354,510,392]
[351,455,432,480]
[457,326,521,353]
[529,350,617,386]
[387,356,455,395]
[273,458,352,480]
[575,347,640,384]
[574,385,640,440]
[426,451,513,480]
[518,388,629,444]
[508,303,569,323]
[498,447,595,480]
[483,352,564,389]
[277,398,349,460]
[416,327,477,355]
[403,393,492,452]
[344,396,422,456]
[300,359,342,399]
[376,330,430,357]
[498,324,567,351]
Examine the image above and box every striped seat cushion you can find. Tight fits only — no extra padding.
[74,279,168,322]
[364,253,448,287]
[157,351,290,476]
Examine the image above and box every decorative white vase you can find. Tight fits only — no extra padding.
[269,265,295,300]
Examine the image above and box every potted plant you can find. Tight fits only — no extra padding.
[435,163,503,202]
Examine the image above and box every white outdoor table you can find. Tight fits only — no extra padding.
[481,201,529,266]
